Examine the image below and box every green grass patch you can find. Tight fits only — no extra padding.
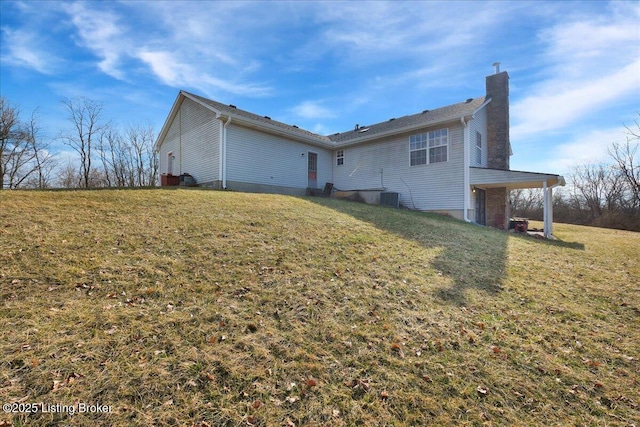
[1,189,638,426]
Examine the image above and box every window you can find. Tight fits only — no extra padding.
[336,150,344,166]
[410,128,448,166]
[410,133,428,166]
[429,129,448,163]
[475,131,482,165]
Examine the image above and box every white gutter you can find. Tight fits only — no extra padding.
[222,116,232,189]
[461,116,471,222]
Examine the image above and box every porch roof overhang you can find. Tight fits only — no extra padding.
[470,167,565,189]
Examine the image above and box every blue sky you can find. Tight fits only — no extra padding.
[1,0,639,176]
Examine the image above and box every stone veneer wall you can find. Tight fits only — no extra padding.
[486,187,509,230]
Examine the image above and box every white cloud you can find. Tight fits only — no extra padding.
[136,50,272,97]
[511,3,640,140]
[512,60,640,139]
[290,101,336,119]
[62,2,128,80]
[0,28,58,74]
[547,127,629,173]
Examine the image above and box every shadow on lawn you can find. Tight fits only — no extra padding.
[306,198,583,306]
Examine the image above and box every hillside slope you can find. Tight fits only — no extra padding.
[1,189,638,426]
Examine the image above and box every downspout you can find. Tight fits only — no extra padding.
[222,116,232,189]
[179,106,182,175]
[461,116,471,222]
[218,114,223,186]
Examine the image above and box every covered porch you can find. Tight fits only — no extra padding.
[470,167,565,238]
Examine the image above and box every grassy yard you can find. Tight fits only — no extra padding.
[0,189,638,426]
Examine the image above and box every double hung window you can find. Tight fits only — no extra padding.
[410,128,448,166]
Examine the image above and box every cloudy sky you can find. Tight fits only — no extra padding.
[1,0,638,175]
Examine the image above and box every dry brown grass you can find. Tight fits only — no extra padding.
[1,189,638,426]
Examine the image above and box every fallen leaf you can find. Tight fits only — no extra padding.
[380,390,389,399]
[285,418,296,427]
[252,400,262,409]
[306,378,317,387]
[477,386,488,395]
[285,396,299,404]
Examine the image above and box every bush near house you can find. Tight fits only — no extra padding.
[1,189,638,426]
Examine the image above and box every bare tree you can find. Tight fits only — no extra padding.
[56,161,80,189]
[0,97,55,189]
[609,120,640,208]
[124,124,157,186]
[1,97,27,189]
[60,97,106,188]
[96,124,158,188]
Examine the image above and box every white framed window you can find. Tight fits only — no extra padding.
[410,128,448,166]
[475,131,482,165]
[410,133,427,166]
[336,150,344,166]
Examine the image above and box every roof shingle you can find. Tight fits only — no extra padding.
[182,91,488,147]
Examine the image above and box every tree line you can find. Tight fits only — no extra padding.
[511,119,640,231]
[2,95,638,231]
[1,96,157,190]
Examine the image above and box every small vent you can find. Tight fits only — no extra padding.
[465,98,473,103]
[422,109,430,114]
[358,127,370,133]
[264,116,271,120]
[380,192,399,208]
[389,118,395,121]
[229,104,237,108]
[292,125,299,128]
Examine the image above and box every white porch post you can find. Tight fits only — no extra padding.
[548,186,553,237]
[543,181,550,239]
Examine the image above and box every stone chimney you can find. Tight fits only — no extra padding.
[485,70,510,170]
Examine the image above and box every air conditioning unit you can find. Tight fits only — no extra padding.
[380,191,399,208]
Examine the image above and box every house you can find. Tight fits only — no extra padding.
[154,69,564,237]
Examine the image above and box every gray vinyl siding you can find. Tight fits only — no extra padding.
[470,106,487,168]
[226,124,332,190]
[332,123,465,211]
[158,98,220,184]
[179,99,220,184]
[158,113,181,177]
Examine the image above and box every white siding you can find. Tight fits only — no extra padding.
[226,124,332,189]
[333,123,465,211]
[158,113,181,177]
[158,98,220,185]
[470,106,488,168]
[180,99,220,184]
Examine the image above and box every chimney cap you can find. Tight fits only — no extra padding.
[492,62,501,74]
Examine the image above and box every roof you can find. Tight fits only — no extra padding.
[328,96,488,145]
[155,91,491,151]
[470,167,565,189]
[183,91,332,144]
